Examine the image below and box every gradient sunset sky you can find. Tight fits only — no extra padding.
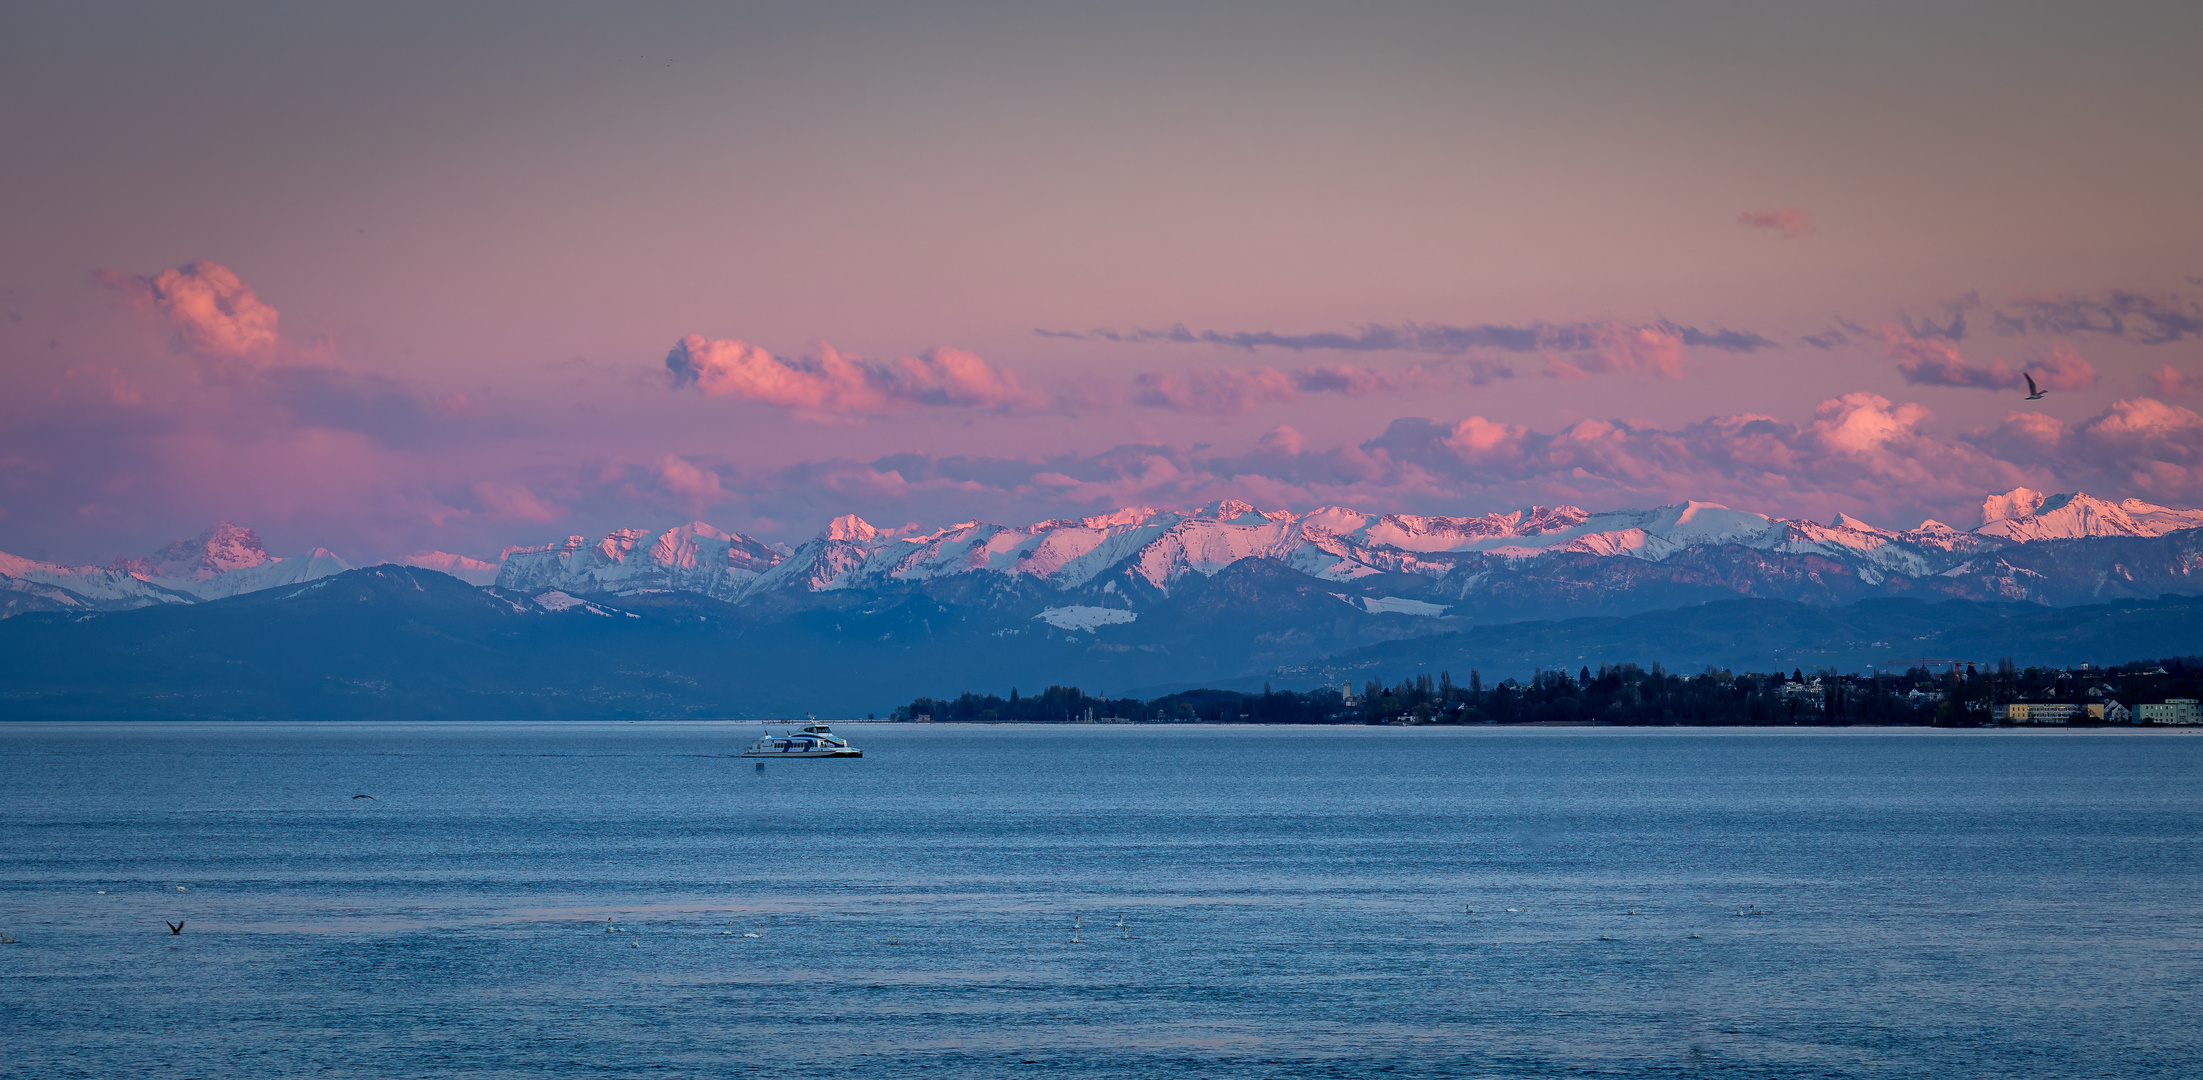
[4,2,2200,564]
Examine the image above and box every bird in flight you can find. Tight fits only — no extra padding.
[352,794,376,800]
[2024,372,2045,400]
[166,921,184,935]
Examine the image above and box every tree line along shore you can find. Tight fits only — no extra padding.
[891,656,2203,726]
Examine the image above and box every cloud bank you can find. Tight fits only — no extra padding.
[1996,290,2203,345]
[1040,319,1776,357]
[665,335,1043,418]
[14,261,2203,565]
[608,394,2203,540]
[1128,359,1512,414]
[1881,328,2099,392]
[1042,318,1774,382]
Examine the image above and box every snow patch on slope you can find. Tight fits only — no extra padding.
[1364,596,1449,616]
[1340,595,1450,616]
[400,551,503,586]
[1033,605,1138,631]
[533,590,591,612]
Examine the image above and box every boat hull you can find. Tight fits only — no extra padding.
[740,748,863,758]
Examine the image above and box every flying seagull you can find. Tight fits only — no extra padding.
[166,921,184,935]
[352,794,376,800]
[2025,373,2045,400]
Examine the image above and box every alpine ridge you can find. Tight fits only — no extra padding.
[4,488,2200,622]
[487,488,2203,618]
[0,524,351,617]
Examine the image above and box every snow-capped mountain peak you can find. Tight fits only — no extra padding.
[496,522,783,599]
[1192,499,1281,525]
[824,514,880,542]
[1080,507,1174,529]
[1973,488,2203,541]
[111,522,273,581]
[648,521,730,568]
[1830,512,1892,536]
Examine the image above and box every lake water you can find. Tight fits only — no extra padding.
[1,723,2198,1078]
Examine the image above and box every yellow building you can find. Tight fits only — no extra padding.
[2002,702,2080,723]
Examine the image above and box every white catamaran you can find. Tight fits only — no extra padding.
[742,718,863,758]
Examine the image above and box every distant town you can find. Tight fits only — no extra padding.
[893,657,2203,727]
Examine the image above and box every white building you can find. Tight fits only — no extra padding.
[2137,699,2199,725]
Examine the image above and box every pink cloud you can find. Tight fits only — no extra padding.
[1541,324,1683,380]
[664,335,1042,419]
[892,346,1045,409]
[2027,343,2100,391]
[1805,392,1934,456]
[1970,410,2066,466]
[2145,364,2196,396]
[100,261,280,360]
[1351,391,2033,521]
[1883,329,2099,393]
[1737,206,1816,238]
[1256,425,1304,456]
[1441,415,1530,459]
[654,455,731,511]
[1880,326,2018,389]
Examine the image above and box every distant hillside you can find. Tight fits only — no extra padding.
[2,565,2201,720]
[1249,595,2203,693]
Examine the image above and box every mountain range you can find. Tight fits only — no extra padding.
[10,488,2199,624]
[485,487,2203,622]
[0,523,353,618]
[3,487,2201,717]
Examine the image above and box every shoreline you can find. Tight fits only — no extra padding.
[2,719,2197,735]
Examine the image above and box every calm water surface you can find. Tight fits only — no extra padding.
[1,723,2198,1078]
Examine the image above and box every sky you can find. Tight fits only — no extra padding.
[3,1,2200,565]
